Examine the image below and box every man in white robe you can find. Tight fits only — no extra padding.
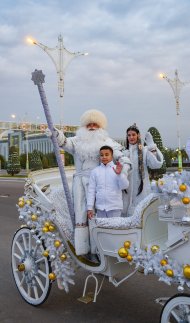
[54,109,131,256]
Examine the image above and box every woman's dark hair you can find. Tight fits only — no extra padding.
[126,124,144,196]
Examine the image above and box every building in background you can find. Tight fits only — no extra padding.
[0,121,78,160]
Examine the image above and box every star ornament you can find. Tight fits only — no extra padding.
[31,69,45,85]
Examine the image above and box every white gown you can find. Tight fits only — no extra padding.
[123,144,163,216]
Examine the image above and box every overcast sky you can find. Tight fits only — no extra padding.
[1,0,190,148]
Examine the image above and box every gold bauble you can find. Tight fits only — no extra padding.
[18,197,24,202]
[126,254,133,262]
[49,225,56,232]
[26,199,32,206]
[151,245,160,254]
[18,200,25,208]
[60,254,67,262]
[44,221,51,227]
[123,240,131,249]
[183,265,190,279]
[118,247,128,258]
[179,183,187,192]
[166,269,174,277]
[182,197,190,205]
[18,263,25,272]
[31,214,38,221]
[54,240,61,248]
[42,226,49,233]
[159,180,164,186]
[160,259,168,266]
[49,272,56,280]
[43,250,49,257]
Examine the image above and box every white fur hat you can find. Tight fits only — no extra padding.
[80,109,107,129]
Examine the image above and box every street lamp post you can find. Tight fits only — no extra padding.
[21,123,29,176]
[160,70,188,171]
[27,35,88,117]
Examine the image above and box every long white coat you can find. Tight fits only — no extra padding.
[57,132,131,255]
[124,144,163,216]
[87,161,129,212]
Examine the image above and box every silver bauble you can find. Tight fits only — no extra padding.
[50,254,56,261]
[27,210,32,215]
[36,210,42,216]
[177,285,184,293]
[30,229,36,235]
[148,267,154,274]
[52,234,56,239]
[36,239,42,245]
[27,221,31,226]
[19,215,24,221]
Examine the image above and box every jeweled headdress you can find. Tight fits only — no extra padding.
[126,123,139,132]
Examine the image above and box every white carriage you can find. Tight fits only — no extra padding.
[11,69,190,322]
[11,167,190,323]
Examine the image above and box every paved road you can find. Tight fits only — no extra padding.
[0,179,178,323]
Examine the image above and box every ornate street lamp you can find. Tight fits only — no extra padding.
[160,70,189,171]
[27,34,88,164]
[27,34,88,102]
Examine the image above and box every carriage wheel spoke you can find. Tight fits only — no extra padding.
[35,257,45,264]
[33,285,39,299]
[13,252,22,261]
[22,233,27,250]
[38,269,47,278]
[16,241,24,255]
[19,275,25,287]
[35,275,45,292]
[28,231,32,252]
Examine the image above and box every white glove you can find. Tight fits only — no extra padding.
[144,132,157,151]
[45,127,66,146]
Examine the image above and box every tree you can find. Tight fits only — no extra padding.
[29,150,43,171]
[64,151,74,166]
[0,154,6,169]
[41,155,49,169]
[147,127,166,179]
[45,152,58,168]
[7,146,21,176]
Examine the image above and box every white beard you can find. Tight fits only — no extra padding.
[75,127,109,160]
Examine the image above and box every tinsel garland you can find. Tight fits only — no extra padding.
[117,241,190,293]
[17,195,75,292]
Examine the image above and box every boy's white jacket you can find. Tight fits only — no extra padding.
[87,161,129,211]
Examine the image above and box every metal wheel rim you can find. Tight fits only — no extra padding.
[160,293,190,323]
[11,227,51,305]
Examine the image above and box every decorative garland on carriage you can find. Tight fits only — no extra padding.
[118,170,190,292]
[17,179,75,292]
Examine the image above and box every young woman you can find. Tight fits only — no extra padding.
[124,124,163,216]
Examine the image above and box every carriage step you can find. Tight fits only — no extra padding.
[155,297,169,306]
[77,292,94,304]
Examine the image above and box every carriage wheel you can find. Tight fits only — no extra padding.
[160,293,190,323]
[11,227,52,306]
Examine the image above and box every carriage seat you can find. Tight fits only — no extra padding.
[94,193,159,230]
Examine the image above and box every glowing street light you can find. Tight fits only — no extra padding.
[27,34,88,98]
[160,70,189,171]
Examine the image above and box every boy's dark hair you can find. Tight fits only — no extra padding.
[100,145,113,154]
